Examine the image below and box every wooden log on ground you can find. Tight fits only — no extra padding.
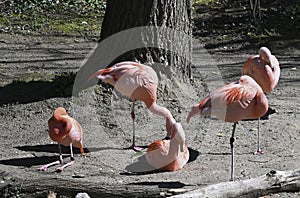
[171,169,300,198]
[3,178,164,198]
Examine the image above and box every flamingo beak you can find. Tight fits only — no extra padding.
[88,70,102,82]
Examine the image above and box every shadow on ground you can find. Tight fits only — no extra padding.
[0,72,76,105]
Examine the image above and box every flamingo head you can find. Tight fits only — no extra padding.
[53,107,68,119]
[259,47,274,70]
[186,104,201,124]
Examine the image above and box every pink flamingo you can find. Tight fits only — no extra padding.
[39,107,85,172]
[145,122,189,171]
[242,46,280,154]
[186,75,269,181]
[89,61,175,151]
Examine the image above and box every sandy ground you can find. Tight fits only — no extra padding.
[0,31,299,197]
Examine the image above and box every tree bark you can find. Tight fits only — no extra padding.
[100,0,193,80]
[171,169,300,198]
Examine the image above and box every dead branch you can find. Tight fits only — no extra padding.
[171,169,300,198]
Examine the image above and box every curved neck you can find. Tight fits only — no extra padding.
[149,102,175,134]
[148,102,171,117]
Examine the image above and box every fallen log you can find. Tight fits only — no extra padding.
[171,169,300,198]
[1,177,164,198]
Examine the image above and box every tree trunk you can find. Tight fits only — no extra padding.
[72,0,192,96]
[100,0,193,80]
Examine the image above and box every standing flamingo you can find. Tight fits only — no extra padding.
[186,75,268,181]
[145,122,189,171]
[39,107,85,172]
[242,46,280,154]
[89,61,175,151]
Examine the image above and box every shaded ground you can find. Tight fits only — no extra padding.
[0,1,299,197]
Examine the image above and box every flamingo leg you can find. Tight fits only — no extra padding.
[128,101,143,152]
[56,143,75,172]
[38,144,63,171]
[255,118,264,154]
[230,122,237,181]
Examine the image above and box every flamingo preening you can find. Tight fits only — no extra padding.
[39,107,85,172]
[242,46,280,154]
[145,122,189,171]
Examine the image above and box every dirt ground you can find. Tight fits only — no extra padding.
[0,1,300,194]
[0,30,299,197]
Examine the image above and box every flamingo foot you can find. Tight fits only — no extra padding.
[38,165,49,171]
[124,144,144,152]
[132,146,144,152]
[38,160,61,171]
[254,149,264,155]
[56,161,75,172]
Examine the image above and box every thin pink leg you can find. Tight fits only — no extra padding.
[129,102,143,152]
[254,118,264,155]
[56,143,75,172]
[38,144,63,171]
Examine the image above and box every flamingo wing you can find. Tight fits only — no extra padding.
[223,84,255,108]
[208,80,257,110]
[90,62,158,85]
[147,140,169,156]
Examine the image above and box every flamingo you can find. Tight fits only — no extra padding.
[89,61,175,151]
[186,75,269,181]
[145,122,189,171]
[39,107,85,172]
[242,46,280,154]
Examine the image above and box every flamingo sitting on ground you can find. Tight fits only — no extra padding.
[242,46,280,154]
[186,75,269,181]
[89,61,175,151]
[145,122,189,171]
[39,107,85,172]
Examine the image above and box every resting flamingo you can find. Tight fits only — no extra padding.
[39,107,85,172]
[186,75,268,181]
[145,122,189,171]
[89,61,175,151]
[242,46,280,154]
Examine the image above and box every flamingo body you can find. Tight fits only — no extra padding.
[39,107,84,171]
[187,75,269,180]
[187,75,268,123]
[242,47,280,93]
[145,123,189,171]
[48,107,84,152]
[90,61,158,108]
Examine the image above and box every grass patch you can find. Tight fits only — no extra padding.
[0,0,105,36]
[192,0,218,5]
